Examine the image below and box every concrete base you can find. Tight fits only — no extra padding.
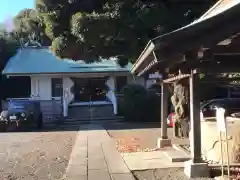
[184,160,209,178]
[214,176,229,180]
[157,138,172,148]
[164,149,190,162]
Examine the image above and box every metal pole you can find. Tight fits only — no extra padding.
[220,132,224,177]
[89,94,92,123]
[225,129,230,179]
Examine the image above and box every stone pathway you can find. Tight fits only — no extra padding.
[62,124,135,180]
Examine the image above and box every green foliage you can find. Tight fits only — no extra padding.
[0,31,18,70]
[13,8,51,45]
[145,90,161,121]
[0,31,19,103]
[36,0,218,63]
[116,55,129,67]
[0,8,51,70]
[199,73,205,79]
[51,35,69,58]
[120,84,160,122]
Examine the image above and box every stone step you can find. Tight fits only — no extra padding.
[57,118,124,126]
[164,149,191,162]
[68,104,116,120]
[65,116,124,122]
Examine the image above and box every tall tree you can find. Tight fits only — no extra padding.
[0,30,19,103]
[0,30,18,70]
[36,0,217,65]
[13,8,51,46]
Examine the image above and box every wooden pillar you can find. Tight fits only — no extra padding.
[161,82,168,139]
[185,69,208,178]
[189,70,203,163]
[158,81,171,148]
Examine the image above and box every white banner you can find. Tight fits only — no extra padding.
[148,72,162,79]
[216,107,226,132]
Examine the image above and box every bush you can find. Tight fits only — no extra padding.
[146,90,161,121]
[119,84,160,122]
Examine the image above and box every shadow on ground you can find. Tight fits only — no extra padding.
[133,167,224,180]
[0,121,162,133]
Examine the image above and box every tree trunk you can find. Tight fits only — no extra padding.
[174,121,180,137]
[171,79,190,138]
[180,118,189,138]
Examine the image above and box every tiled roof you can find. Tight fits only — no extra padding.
[2,47,132,75]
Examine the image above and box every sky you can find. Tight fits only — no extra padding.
[0,0,34,23]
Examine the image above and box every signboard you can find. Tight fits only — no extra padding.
[148,72,162,79]
[215,107,230,179]
[216,107,226,132]
[200,111,204,121]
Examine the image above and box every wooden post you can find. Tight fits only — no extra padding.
[161,82,168,139]
[173,121,180,137]
[158,82,172,148]
[189,69,203,163]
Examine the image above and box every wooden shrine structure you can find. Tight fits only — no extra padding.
[131,2,240,178]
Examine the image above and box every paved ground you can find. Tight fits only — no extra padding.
[121,150,187,171]
[0,122,206,180]
[132,168,215,180]
[105,122,189,152]
[105,122,218,180]
[63,124,135,180]
[0,127,77,180]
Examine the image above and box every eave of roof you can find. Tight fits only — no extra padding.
[130,41,155,74]
[131,1,240,76]
[2,47,132,75]
[196,0,240,23]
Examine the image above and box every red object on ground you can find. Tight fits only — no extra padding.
[167,112,175,127]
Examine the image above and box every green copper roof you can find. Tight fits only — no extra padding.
[2,47,132,75]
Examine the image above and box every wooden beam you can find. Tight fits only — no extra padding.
[137,6,240,77]
[142,33,240,76]
[138,60,158,76]
[200,67,240,73]
[225,33,240,46]
[216,33,240,46]
[154,49,195,68]
[201,77,240,83]
[135,53,156,75]
[208,45,240,54]
[167,54,240,73]
[131,41,155,74]
[163,74,190,83]
[138,60,167,76]
[157,16,240,59]
[140,42,240,76]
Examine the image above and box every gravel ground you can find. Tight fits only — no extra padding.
[133,168,215,180]
[105,122,189,152]
[0,128,77,180]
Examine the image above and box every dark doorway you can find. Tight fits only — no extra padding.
[2,76,31,99]
[116,76,127,93]
[51,78,63,98]
[73,78,107,102]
